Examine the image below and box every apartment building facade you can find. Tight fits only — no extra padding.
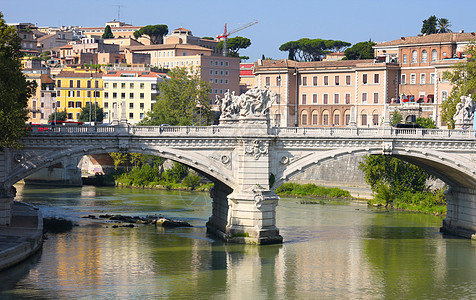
[254,59,399,127]
[102,70,168,124]
[55,69,103,121]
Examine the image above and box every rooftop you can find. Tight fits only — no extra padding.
[376,32,476,47]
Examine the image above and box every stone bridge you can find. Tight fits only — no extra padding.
[1,121,476,244]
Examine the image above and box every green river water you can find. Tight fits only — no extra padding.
[1,184,475,299]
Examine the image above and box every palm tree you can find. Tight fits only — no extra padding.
[438,18,452,33]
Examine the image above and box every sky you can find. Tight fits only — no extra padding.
[2,0,476,62]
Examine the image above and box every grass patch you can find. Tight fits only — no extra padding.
[276,183,352,199]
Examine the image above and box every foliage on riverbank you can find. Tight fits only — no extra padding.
[368,189,447,215]
[275,183,352,199]
[114,159,213,191]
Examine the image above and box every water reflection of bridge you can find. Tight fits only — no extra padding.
[1,123,476,243]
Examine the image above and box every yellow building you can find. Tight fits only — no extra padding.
[102,70,168,124]
[55,68,103,121]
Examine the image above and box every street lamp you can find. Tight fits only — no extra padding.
[277,74,281,127]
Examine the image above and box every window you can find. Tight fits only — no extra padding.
[312,94,318,104]
[403,54,407,63]
[77,80,81,88]
[104,82,108,88]
[346,75,351,85]
[275,113,281,126]
[301,113,307,125]
[334,93,339,104]
[410,74,416,84]
[312,114,318,125]
[442,90,448,101]
[95,81,99,88]
[140,113,144,119]
[334,76,339,86]
[422,50,427,63]
[94,91,100,98]
[373,92,379,104]
[113,92,117,99]
[104,112,109,119]
[302,76,307,86]
[140,93,144,99]
[430,73,436,84]
[324,76,329,86]
[130,83,134,89]
[401,74,406,84]
[140,103,144,109]
[87,91,91,98]
[113,83,117,88]
[130,93,134,99]
[57,80,61,87]
[374,74,379,84]
[76,91,81,97]
[121,83,126,89]
[265,76,270,86]
[432,49,437,62]
[362,92,367,103]
[275,76,281,86]
[140,83,144,89]
[362,74,368,84]
[75,101,82,108]
[129,103,134,109]
[412,50,417,63]
[68,113,73,120]
[313,76,318,86]
[345,114,350,125]
[68,101,74,108]
[373,114,379,125]
[301,94,307,105]
[121,93,125,99]
[420,73,426,84]
[345,93,351,104]
[334,114,340,126]
[323,94,328,104]
[361,114,367,126]
[129,113,133,119]
[323,114,329,126]
[276,94,281,104]
[87,80,91,88]
[69,80,73,88]
[104,102,108,108]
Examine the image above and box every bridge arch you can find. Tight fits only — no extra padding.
[275,147,476,191]
[5,145,236,191]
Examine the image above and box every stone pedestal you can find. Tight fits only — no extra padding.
[441,186,476,239]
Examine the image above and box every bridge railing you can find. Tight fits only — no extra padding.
[272,127,476,139]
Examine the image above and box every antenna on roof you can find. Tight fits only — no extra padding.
[113,1,125,21]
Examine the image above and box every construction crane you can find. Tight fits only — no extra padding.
[216,20,258,57]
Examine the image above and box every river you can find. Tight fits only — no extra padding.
[1,184,475,299]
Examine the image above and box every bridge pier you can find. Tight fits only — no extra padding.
[441,186,476,239]
[0,189,13,226]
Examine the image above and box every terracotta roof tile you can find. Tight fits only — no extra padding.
[376,32,476,47]
[57,70,103,78]
[128,44,213,52]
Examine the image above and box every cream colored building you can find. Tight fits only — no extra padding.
[102,70,168,124]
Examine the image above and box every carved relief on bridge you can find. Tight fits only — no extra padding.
[244,140,269,160]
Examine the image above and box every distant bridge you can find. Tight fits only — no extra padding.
[1,123,475,243]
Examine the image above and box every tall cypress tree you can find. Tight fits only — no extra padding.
[102,25,114,39]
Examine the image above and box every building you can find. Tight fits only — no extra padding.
[374,32,476,126]
[239,63,255,94]
[254,59,399,128]
[102,69,168,124]
[55,68,104,121]
[37,31,73,51]
[25,73,57,124]
[81,21,149,45]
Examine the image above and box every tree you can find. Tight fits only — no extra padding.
[102,25,114,39]
[344,41,376,60]
[217,36,251,57]
[421,16,438,35]
[437,18,452,33]
[441,42,476,128]
[0,12,36,150]
[279,38,350,62]
[390,110,403,126]
[78,102,104,123]
[140,67,213,126]
[48,110,67,121]
[416,117,436,129]
[133,25,168,44]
